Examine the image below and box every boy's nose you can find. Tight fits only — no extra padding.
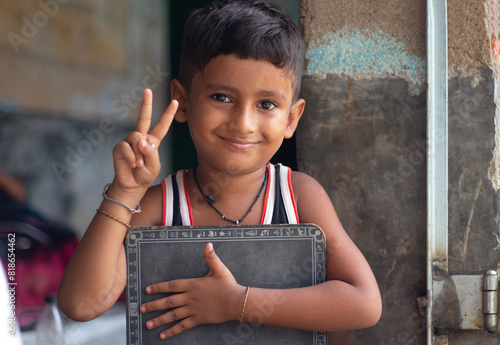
[229,105,257,134]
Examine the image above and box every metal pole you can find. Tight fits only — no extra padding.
[426,0,448,344]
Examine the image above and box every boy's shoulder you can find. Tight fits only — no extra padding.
[290,170,327,199]
[291,169,320,185]
[290,170,335,224]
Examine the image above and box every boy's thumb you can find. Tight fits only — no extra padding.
[204,243,225,276]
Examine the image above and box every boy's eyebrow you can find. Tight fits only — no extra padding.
[205,83,288,102]
[258,90,288,102]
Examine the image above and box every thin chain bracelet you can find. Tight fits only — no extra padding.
[102,183,142,214]
[96,209,131,228]
[239,286,250,322]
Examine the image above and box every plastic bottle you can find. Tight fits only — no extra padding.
[35,295,67,345]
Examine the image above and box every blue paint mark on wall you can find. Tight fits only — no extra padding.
[306,28,426,94]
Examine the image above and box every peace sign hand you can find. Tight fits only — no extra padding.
[112,89,178,194]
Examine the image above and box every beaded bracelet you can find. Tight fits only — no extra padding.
[102,183,142,214]
[239,286,250,322]
[96,209,131,228]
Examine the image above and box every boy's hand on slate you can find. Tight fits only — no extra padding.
[112,89,178,193]
[140,243,246,340]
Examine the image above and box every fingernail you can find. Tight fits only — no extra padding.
[147,321,154,329]
[146,286,152,294]
[140,305,146,313]
[160,333,167,339]
[151,143,156,149]
[137,159,144,167]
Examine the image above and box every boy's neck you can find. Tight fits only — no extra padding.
[190,163,268,200]
[193,165,268,225]
[186,163,269,225]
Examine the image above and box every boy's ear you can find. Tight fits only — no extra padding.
[284,98,305,139]
[170,79,188,123]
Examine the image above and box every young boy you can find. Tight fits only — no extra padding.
[58,0,382,340]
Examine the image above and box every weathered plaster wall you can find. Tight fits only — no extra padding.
[454,1,500,281]
[301,0,426,94]
[298,0,499,343]
[486,1,500,194]
[448,0,489,74]
[447,66,498,344]
[299,2,428,343]
[298,75,428,344]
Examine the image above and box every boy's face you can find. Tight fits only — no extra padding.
[172,54,305,174]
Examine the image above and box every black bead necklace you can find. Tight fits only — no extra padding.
[193,167,268,225]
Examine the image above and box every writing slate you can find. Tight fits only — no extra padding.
[125,224,327,345]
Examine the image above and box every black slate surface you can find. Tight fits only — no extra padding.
[125,224,327,345]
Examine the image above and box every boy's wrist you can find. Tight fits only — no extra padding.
[238,286,250,322]
[232,284,250,322]
[102,183,141,214]
[104,181,148,210]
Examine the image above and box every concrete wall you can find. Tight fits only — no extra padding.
[298,0,499,343]
[0,0,169,234]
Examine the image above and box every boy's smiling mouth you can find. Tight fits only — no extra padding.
[219,136,259,150]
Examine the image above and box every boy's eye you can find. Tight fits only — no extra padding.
[212,94,231,103]
[258,101,277,110]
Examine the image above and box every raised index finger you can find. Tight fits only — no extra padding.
[149,99,178,141]
[136,88,153,134]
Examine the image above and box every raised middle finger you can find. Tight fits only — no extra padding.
[149,99,178,141]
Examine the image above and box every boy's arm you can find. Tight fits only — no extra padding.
[239,172,382,330]
[58,90,178,321]
[141,172,382,339]
[57,186,162,321]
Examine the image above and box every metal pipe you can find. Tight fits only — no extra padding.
[426,0,448,343]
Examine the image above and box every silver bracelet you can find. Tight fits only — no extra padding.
[102,183,142,214]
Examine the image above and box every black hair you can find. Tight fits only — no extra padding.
[179,0,305,100]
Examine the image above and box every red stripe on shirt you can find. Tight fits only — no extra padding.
[260,163,272,224]
[287,167,299,223]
